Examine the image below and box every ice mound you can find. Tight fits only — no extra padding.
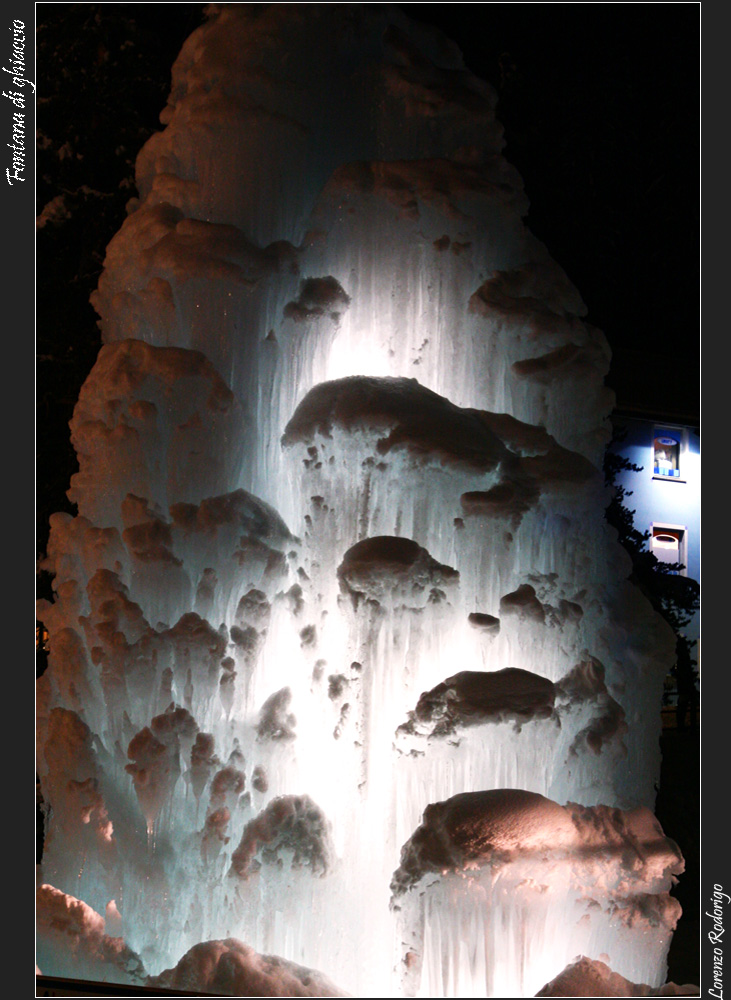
[391,788,683,896]
[36,885,146,986]
[535,956,699,997]
[126,704,200,832]
[282,376,603,573]
[283,375,508,471]
[36,884,348,996]
[557,656,628,755]
[229,795,332,879]
[283,375,596,492]
[284,276,351,324]
[36,708,116,867]
[337,536,459,610]
[149,938,349,997]
[37,4,684,996]
[391,791,683,996]
[325,155,527,223]
[391,655,631,863]
[256,688,298,743]
[397,667,556,738]
[395,656,626,750]
[392,789,578,894]
[67,339,246,524]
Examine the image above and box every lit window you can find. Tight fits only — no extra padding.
[650,524,687,575]
[652,428,685,480]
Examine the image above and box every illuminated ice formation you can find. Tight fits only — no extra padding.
[535,957,699,997]
[148,939,348,997]
[37,6,683,997]
[391,790,683,997]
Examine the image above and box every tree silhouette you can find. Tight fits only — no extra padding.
[604,432,699,727]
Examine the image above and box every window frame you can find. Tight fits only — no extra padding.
[650,521,688,576]
[651,425,688,483]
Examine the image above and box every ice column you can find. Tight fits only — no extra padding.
[37,7,682,998]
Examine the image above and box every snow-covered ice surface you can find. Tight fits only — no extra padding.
[37,6,683,997]
[535,956,699,997]
[391,790,683,997]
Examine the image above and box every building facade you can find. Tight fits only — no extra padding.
[609,414,700,713]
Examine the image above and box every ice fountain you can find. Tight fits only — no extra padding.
[36,7,684,997]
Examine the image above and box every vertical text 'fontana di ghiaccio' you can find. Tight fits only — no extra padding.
[3,20,32,186]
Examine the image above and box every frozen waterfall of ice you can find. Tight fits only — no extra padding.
[37,6,683,997]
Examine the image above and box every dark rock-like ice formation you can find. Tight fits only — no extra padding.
[230,795,332,879]
[337,535,459,611]
[397,668,556,738]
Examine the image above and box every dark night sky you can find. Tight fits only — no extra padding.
[405,4,700,423]
[36,3,700,555]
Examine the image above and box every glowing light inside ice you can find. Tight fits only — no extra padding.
[37,7,684,997]
[325,323,395,383]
